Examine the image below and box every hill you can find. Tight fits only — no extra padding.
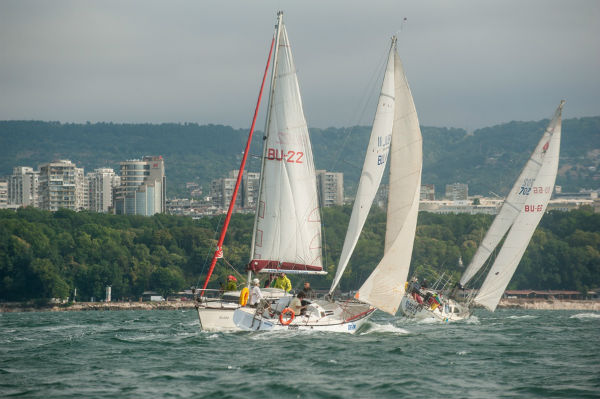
[0,116,598,197]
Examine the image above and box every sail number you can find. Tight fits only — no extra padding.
[524,204,544,213]
[267,148,304,163]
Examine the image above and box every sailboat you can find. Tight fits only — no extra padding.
[399,101,565,321]
[233,29,423,332]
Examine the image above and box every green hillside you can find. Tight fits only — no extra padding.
[0,117,598,197]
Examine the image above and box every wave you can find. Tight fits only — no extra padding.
[569,313,600,320]
[361,322,410,335]
[507,315,538,320]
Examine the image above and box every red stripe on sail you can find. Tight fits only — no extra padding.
[248,259,323,272]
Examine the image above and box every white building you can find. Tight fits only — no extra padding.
[38,160,83,211]
[316,170,344,207]
[0,180,7,209]
[114,156,165,216]
[87,168,120,213]
[8,166,39,207]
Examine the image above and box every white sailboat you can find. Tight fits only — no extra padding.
[196,11,329,331]
[234,31,423,332]
[400,101,565,321]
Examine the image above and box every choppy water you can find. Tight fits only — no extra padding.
[1,308,599,398]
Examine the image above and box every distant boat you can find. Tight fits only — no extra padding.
[400,101,565,321]
[234,22,423,332]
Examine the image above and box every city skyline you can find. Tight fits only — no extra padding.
[0,1,598,131]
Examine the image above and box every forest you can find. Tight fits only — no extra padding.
[1,116,598,197]
[0,206,598,302]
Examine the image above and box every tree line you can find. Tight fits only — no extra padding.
[0,206,598,302]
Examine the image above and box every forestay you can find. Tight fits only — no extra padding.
[248,20,323,274]
[357,43,423,315]
[475,101,564,311]
[328,42,395,294]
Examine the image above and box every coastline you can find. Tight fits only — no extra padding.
[497,298,600,311]
[1,298,599,313]
[0,301,197,313]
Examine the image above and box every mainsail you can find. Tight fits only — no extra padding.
[328,41,395,294]
[460,102,565,287]
[356,39,423,315]
[474,101,564,311]
[248,13,323,274]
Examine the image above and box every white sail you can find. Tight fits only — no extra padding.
[460,103,565,286]
[249,19,323,274]
[328,43,395,294]
[475,101,564,311]
[356,44,423,315]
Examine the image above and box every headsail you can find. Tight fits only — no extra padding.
[460,102,565,286]
[248,14,324,274]
[474,101,564,311]
[328,40,396,294]
[356,39,423,315]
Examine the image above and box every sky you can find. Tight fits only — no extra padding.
[1,0,599,130]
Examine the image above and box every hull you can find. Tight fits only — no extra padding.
[399,294,470,322]
[196,304,238,332]
[196,288,289,332]
[233,299,375,333]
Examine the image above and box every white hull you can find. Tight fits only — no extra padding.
[233,299,375,333]
[196,288,290,332]
[196,305,238,332]
[399,295,470,322]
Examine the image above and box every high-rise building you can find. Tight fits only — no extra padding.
[114,156,165,216]
[210,170,260,210]
[8,166,39,207]
[38,160,82,211]
[316,170,344,207]
[0,180,8,209]
[87,168,120,213]
[445,183,468,201]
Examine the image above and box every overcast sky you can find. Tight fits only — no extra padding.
[1,0,598,130]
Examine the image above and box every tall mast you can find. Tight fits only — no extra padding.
[249,11,283,264]
[198,27,276,296]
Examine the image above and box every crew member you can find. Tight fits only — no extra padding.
[289,292,307,316]
[248,278,263,307]
[300,281,315,299]
[273,272,292,292]
[225,275,237,291]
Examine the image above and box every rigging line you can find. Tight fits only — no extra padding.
[327,40,390,175]
[195,213,225,289]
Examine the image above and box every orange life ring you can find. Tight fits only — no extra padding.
[239,287,249,306]
[279,307,295,325]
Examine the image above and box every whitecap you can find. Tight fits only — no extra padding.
[465,316,480,325]
[456,350,470,356]
[569,313,600,320]
[507,315,537,320]
[362,323,409,335]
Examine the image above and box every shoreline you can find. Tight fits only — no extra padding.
[0,301,198,313]
[1,298,599,313]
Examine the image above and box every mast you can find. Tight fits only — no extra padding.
[199,28,276,295]
[249,11,283,264]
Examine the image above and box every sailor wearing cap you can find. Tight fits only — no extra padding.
[249,278,264,307]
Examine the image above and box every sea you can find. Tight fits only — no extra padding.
[1,308,598,398]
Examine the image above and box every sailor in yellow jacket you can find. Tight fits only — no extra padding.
[273,272,292,292]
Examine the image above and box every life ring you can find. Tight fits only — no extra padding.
[279,307,295,325]
[239,287,249,306]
